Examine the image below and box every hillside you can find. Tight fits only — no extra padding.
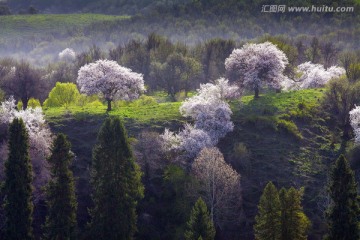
[0,14,129,38]
[44,89,337,239]
[1,0,359,65]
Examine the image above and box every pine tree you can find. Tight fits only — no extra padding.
[184,197,216,240]
[3,118,34,240]
[254,182,281,240]
[279,187,310,240]
[44,133,77,240]
[326,155,360,240]
[88,117,144,240]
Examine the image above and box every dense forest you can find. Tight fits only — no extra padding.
[0,0,359,64]
[0,0,360,240]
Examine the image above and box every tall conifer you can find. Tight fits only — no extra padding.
[3,118,34,240]
[279,187,310,240]
[327,155,360,240]
[254,182,281,240]
[184,197,215,240]
[88,117,144,240]
[44,133,77,240]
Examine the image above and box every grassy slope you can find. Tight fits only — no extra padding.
[44,89,335,239]
[0,14,128,38]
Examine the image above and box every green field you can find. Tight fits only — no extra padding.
[44,89,324,123]
[44,101,183,124]
[0,14,129,38]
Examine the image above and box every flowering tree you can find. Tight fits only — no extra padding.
[350,105,360,143]
[77,59,145,111]
[192,147,242,229]
[282,62,346,90]
[161,78,239,158]
[0,97,51,201]
[225,42,288,98]
[59,48,76,62]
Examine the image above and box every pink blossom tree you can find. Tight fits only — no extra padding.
[161,78,239,158]
[77,59,145,111]
[282,62,345,90]
[225,42,288,98]
[59,48,76,62]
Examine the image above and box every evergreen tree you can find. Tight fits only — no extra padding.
[279,187,310,240]
[254,182,281,240]
[44,133,77,240]
[184,197,215,240]
[326,155,360,240]
[3,118,34,240]
[88,117,144,240]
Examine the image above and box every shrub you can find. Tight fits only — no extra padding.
[77,94,99,107]
[43,82,80,108]
[17,98,41,109]
[84,100,104,108]
[130,95,158,107]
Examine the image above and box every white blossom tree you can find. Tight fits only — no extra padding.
[192,147,242,229]
[225,42,288,98]
[350,105,360,143]
[281,62,346,90]
[161,78,239,158]
[77,59,145,111]
[0,97,52,202]
[59,48,76,62]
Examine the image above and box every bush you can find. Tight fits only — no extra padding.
[131,95,158,107]
[231,142,252,172]
[113,95,158,109]
[77,94,100,107]
[17,98,41,109]
[43,82,80,108]
[84,100,104,108]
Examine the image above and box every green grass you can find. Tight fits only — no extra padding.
[44,101,183,124]
[236,88,324,116]
[44,89,325,125]
[0,14,129,39]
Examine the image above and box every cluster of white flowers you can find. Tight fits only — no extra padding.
[77,59,145,102]
[59,48,76,62]
[0,97,51,201]
[350,105,360,143]
[225,42,288,90]
[282,62,345,90]
[161,78,239,158]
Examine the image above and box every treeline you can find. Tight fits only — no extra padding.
[1,0,359,62]
[2,33,360,106]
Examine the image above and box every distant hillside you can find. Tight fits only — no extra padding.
[0,14,129,38]
[6,0,358,15]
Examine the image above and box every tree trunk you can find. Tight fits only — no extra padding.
[107,100,112,111]
[254,87,260,99]
[22,98,28,110]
